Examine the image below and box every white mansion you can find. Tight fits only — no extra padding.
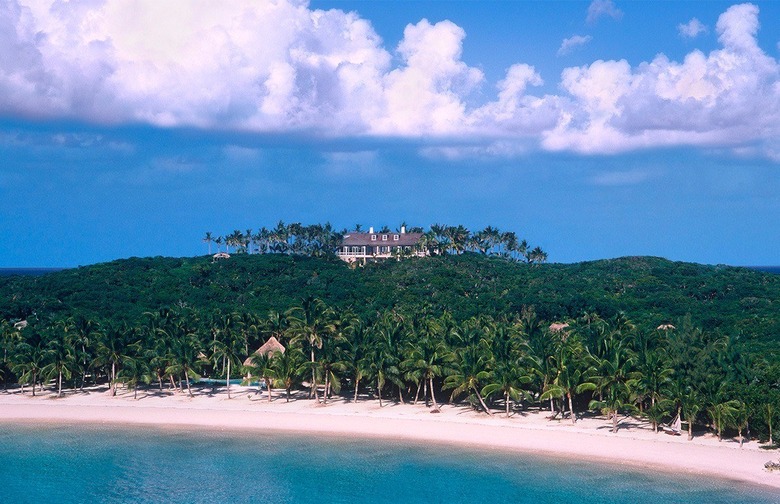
[337,227,426,263]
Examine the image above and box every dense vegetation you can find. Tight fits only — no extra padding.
[1,253,778,444]
[203,221,548,263]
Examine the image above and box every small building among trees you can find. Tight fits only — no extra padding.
[337,226,426,264]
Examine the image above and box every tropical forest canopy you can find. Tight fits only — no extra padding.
[1,244,779,444]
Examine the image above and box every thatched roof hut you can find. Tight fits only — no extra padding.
[549,322,569,333]
[657,323,676,331]
[243,336,285,366]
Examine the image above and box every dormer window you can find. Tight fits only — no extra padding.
[393,234,399,241]
[371,234,376,241]
[382,235,387,241]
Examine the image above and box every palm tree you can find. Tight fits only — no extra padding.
[401,315,451,411]
[203,232,214,254]
[444,342,493,415]
[271,345,306,402]
[212,334,244,399]
[367,312,405,407]
[709,399,741,442]
[41,325,76,397]
[635,349,673,432]
[286,296,332,402]
[481,361,534,418]
[63,315,99,391]
[526,246,548,264]
[763,401,777,445]
[118,342,150,400]
[12,342,46,396]
[481,320,536,417]
[734,401,749,448]
[588,341,639,433]
[161,317,203,398]
[96,322,137,397]
[345,320,372,402]
[540,329,595,424]
[248,351,278,402]
[1,320,23,390]
[319,310,351,403]
[680,388,703,441]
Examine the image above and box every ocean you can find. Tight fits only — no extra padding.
[0,268,64,277]
[0,423,776,503]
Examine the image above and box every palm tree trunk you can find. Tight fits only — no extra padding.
[226,359,231,399]
[184,369,193,397]
[414,381,422,405]
[429,378,439,411]
[612,410,618,433]
[505,391,511,418]
[323,371,330,404]
[688,419,694,441]
[473,386,493,416]
[111,361,117,396]
[398,386,404,404]
[58,368,62,397]
[377,378,383,407]
[310,348,319,402]
[568,392,576,424]
[265,377,272,403]
[353,376,360,402]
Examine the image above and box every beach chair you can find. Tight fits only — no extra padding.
[661,414,682,436]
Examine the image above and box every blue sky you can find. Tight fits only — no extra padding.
[1,0,779,268]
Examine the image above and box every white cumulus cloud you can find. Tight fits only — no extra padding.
[542,3,780,158]
[586,0,623,25]
[678,18,708,38]
[0,1,778,161]
[558,35,593,56]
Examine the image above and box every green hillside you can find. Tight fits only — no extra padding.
[2,253,777,347]
[3,253,780,441]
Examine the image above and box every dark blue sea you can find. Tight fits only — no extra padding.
[0,423,776,503]
[749,266,780,274]
[0,268,64,277]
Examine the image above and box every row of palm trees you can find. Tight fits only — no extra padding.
[202,222,548,263]
[2,303,772,444]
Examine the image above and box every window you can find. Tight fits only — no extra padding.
[382,235,387,241]
[393,234,399,240]
[371,234,376,241]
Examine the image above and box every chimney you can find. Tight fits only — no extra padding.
[401,226,406,234]
[369,226,374,233]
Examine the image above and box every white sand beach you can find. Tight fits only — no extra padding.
[1,385,779,492]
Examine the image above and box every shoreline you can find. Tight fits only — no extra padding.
[2,386,779,492]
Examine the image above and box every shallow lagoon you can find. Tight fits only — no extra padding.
[0,423,777,503]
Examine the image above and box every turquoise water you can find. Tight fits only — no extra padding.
[0,423,777,503]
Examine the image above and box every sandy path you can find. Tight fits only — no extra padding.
[2,386,779,492]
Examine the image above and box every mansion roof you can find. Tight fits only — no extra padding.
[341,232,423,247]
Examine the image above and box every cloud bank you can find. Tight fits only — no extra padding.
[1,1,778,159]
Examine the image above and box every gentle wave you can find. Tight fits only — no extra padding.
[0,422,776,504]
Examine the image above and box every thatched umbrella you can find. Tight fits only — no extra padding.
[657,323,676,331]
[244,337,286,402]
[243,336,286,366]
